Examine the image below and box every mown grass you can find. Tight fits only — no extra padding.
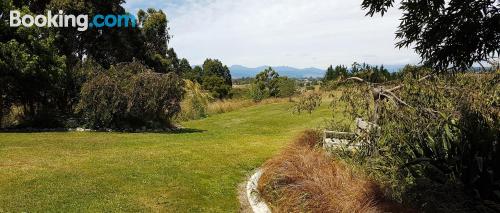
[0,101,335,212]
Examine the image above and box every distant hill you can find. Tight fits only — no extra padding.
[229,64,408,79]
[230,65,325,79]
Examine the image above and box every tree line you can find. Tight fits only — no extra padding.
[323,62,395,83]
[0,1,232,129]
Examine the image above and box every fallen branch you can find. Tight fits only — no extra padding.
[387,74,433,92]
[344,77,366,83]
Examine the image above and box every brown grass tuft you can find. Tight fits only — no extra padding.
[258,130,411,213]
[291,130,322,148]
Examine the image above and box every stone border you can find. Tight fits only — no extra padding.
[246,169,271,213]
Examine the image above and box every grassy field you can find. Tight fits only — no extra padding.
[0,101,335,212]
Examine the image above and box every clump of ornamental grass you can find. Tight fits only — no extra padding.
[258,130,410,213]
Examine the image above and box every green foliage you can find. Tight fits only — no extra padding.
[139,8,169,56]
[0,1,191,128]
[139,9,181,74]
[324,65,348,81]
[179,58,194,79]
[184,65,203,83]
[277,77,297,98]
[47,0,147,69]
[255,67,280,97]
[76,62,184,129]
[202,59,232,85]
[200,59,232,99]
[248,67,292,101]
[202,75,232,100]
[248,82,269,102]
[351,62,393,83]
[362,0,500,71]
[332,70,500,210]
[292,92,322,114]
[322,63,394,91]
[0,6,66,127]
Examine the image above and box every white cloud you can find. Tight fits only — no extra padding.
[125,0,420,68]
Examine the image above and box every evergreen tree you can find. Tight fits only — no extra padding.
[324,65,335,81]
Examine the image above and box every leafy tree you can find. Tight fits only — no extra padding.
[179,58,193,76]
[184,65,203,83]
[0,5,66,127]
[201,75,231,100]
[348,62,392,83]
[202,59,232,85]
[138,9,181,74]
[277,77,297,99]
[255,67,280,97]
[200,59,232,99]
[138,8,170,56]
[0,0,189,128]
[361,0,500,71]
[248,82,269,102]
[47,0,144,69]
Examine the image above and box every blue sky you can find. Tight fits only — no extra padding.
[123,0,420,69]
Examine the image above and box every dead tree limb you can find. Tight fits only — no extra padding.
[387,74,433,92]
[344,77,366,83]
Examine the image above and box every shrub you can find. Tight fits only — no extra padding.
[248,82,269,102]
[76,62,184,129]
[178,80,212,120]
[292,92,322,114]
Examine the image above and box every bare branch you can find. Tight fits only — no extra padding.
[344,77,366,83]
[381,90,411,107]
[387,74,433,92]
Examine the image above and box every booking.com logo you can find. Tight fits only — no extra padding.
[9,10,137,31]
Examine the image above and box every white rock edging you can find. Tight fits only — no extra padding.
[246,169,272,213]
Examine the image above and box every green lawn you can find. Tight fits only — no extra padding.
[0,101,335,212]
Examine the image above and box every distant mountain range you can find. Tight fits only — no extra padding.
[229,64,408,79]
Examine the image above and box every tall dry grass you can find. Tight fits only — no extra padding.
[258,130,411,213]
[207,98,288,115]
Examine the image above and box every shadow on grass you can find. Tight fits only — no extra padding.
[169,128,207,134]
[0,128,69,133]
[0,128,207,134]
